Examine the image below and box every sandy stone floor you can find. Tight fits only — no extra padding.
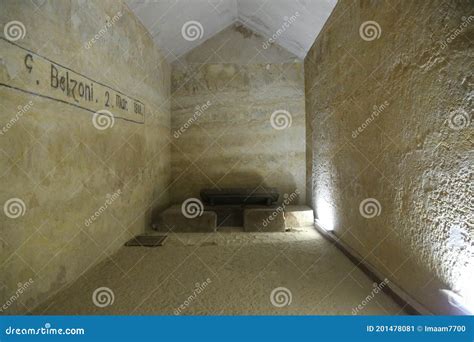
[33,228,406,315]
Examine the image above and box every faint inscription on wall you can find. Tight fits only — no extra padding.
[0,38,145,124]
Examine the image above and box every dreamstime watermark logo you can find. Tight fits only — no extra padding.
[174,278,212,315]
[352,101,389,139]
[352,278,389,315]
[84,189,122,227]
[4,322,85,336]
[262,12,300,49]
[3,198,26,219]
[174,100,211,139]
[181,198,204,219]
[439,16,473,50]
[270,109,292,130]
[262,189,300,228]
[0,101,34,136]
[84,11,123,49]
[447,109,470,130]
[92,287,114,308]
[0,278,34,313]
[359,198,382,218]
[92,109,115,130]
[270,287,292,307]
[181,21,203,41]
[4,20,26,42]
[359,21,381,41]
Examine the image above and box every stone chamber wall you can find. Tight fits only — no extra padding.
[2,0,471,316]
[170,23,306,205]
[0,0,170,313]
[305,0,473,314]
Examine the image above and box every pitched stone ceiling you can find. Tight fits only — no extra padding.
[126,0,337,61]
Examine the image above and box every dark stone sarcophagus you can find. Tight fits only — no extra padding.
[200,188,279,206]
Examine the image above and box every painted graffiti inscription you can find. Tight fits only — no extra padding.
[0,38,145,124]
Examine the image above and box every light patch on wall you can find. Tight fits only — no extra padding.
[447,224,464,248]
[456,270,474,309]
[442,224,474,314]
[447,225,474,307]
[315,194,336,231]
[440,288,473,315]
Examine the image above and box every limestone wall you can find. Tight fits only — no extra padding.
[305,0,473,314]
[170,24,306,205]
[0,0,170,313]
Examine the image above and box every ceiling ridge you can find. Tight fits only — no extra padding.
[126,0,337,62]
[234,16,304,59]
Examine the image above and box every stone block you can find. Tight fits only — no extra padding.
[243,207,285,232]
[284,205,314,228]
[156,205,217,232]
